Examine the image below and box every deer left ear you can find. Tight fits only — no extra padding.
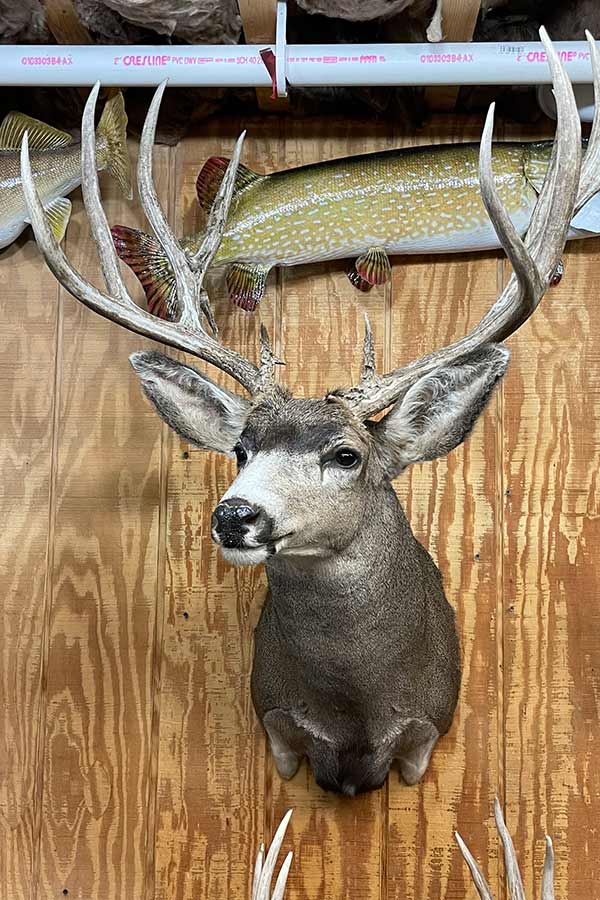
[130,350,251,453]
[371,344,509,477]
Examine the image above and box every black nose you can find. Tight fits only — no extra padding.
[212,498,260,529]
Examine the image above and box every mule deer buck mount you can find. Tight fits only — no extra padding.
[22,29,600,796]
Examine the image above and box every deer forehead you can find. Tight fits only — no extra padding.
[242,396,369,456]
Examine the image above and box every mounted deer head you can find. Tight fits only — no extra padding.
[456,799,556,900]
[22,29,600,796]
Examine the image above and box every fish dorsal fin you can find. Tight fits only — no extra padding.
[196,156,261,211]
[0,111,72,151]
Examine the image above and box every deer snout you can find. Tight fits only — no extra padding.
[211,497,272,549]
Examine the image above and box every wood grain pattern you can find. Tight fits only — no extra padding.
[0,232,60,900]
[34,146,170,899]
[502,236,600,896]
[2,111,600,900]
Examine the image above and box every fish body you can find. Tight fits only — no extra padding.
[112,138,596,317]
[0,93,131,251]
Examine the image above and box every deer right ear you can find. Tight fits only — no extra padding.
[130,351,251,453]
[371,344,509,477]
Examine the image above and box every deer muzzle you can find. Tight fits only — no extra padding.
[211,496,274,553]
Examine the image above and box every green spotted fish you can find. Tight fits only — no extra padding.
[111,139,598,317]
[0,93,131,251]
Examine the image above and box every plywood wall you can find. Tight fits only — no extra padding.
[1,115,599,900]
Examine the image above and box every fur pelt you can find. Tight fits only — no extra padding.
[295,0,421,22]
[475,0,600,42]
[101,0,241,43]
[0,0,49,43]
[466,0,600,122]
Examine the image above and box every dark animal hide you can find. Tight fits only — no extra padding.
[101,0,242,44]
[295,0,421,21]
[0,0,49,43]
[464,0,600,122]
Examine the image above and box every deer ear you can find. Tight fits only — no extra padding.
[130,351,251,453]
[372,344,509,477]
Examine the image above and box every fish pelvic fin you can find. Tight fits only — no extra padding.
[0,111,72,150]
[111,225,178,320]
[225,262,269,311]
[97,92,133,200]
[196,156,262,212]
[354,247,391,287]
[44,197,72,244]
[347,267,374,292]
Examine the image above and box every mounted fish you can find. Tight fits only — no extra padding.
[0,92,131,251]
[111,137,600,318]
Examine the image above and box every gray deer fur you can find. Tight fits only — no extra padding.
[131,343,509,795]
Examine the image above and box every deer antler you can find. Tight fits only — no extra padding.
[456,798,555,900]
[20,80,277,396]
[336,28,600,419]
[252,810,294,900]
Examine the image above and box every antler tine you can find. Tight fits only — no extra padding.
[271,852,293,900]
[576,31,600,211]
[494,799,526,900]
[253,809,293,900]
[81,81,131,302]
[138,80,201,328]
[361,313,376,381]
[337,29,591,419]
[542,836,555,900]
[454,831,495,900]
[190,130,246,274]
[458,801,556,900]
[22,83,267,394]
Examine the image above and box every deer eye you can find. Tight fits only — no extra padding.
[234,444,248,468]
[334,448,361,469]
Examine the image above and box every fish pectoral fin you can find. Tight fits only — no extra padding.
[41,197,72,244]
[111,225,178,320]
[0,111,72,150]
[225,263,269,311]
[354,247,391,287]
[196,157,262,212]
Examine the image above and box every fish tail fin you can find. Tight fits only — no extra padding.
[111,225,178,320]
[97,92,133,200]
[196,156,262,211]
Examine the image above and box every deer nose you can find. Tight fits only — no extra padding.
[212,498,260,528]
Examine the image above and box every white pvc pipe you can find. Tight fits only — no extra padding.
[538,82,595,122]
[1,41,597,88]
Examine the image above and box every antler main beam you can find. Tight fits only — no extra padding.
[21,80,274,396]
[337,28,600,419]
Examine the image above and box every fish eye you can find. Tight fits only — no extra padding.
[334,448,361,469]
[234,444,248,468]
